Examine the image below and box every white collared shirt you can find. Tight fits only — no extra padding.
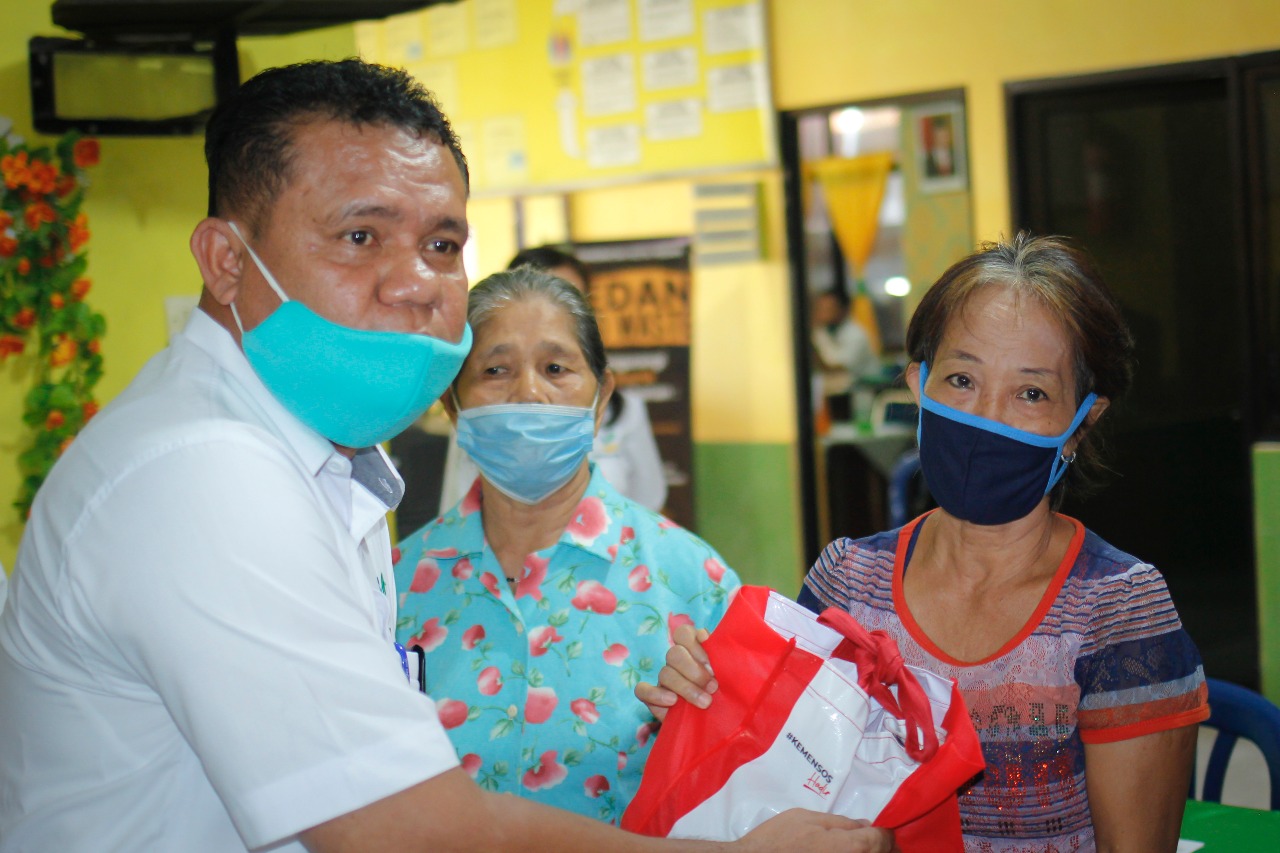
[0,309,458,852]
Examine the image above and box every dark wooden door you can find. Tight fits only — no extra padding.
[1011,61,1267,687]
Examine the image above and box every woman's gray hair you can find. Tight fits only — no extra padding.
[463,267,609,381]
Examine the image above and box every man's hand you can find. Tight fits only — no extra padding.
[302,769,898,853]
[635,625,715,722]
[738,810,896,853]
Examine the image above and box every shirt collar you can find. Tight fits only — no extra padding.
[348,445,404,540]
[181,309,404,538]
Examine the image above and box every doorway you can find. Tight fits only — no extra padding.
[780,92,974,565]
[1009,52,1280,688]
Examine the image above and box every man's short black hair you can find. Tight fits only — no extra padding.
[507,245,590,288]
[204,58,468,229]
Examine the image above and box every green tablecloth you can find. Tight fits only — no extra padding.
[1180,799,1280,850]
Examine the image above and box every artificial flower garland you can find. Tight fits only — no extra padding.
[0,120,104,519]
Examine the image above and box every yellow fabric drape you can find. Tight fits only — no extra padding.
[806,152,894,354]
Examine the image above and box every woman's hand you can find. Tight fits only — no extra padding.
[634,624,716,722]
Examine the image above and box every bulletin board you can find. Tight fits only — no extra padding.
[355,0,775,193]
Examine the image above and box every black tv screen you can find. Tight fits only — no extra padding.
[30,36,224,136]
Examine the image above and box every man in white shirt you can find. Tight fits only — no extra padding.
[0,60,890,853]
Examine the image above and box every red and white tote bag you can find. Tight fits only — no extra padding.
[622,586,985,851]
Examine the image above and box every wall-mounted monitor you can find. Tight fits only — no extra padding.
[29,36,232,136]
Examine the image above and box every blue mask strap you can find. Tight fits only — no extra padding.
[1043,396,1097,493]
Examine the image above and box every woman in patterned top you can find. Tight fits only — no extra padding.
[640,233,1208,852]
[394,268,741,823]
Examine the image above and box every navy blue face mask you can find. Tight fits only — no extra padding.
[915,362,1097,525]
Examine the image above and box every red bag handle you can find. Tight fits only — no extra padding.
[818,607,940,762]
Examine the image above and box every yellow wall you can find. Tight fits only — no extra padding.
[0,2,355,570]
[568,170,795,444]
[771,0,1280,242]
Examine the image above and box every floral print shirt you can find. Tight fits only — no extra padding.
[393,465,741,822]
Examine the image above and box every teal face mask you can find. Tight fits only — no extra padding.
[227,222,471,448]
[455,395,598,505]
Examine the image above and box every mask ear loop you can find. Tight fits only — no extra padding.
[914,362,930,449]
[1044,399,1097,493]
[225,221,291,335]
[589,385,602,419]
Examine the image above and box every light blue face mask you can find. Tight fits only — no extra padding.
[227,221,472,448]
[455,394,598,505]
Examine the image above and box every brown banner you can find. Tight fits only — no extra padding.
[575,238,696,531]
[589,265,692,348]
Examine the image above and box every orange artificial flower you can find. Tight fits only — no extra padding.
[12,307,35,329]
[68,213,90,252]
[87,339,101,355]
[45,410,65,430]
[16,258,30,275]
[27,161,58,196]
[0,335,25,359]
[55,172,77,197]
[49,294,65,309]
[1,151,30,189]
[50,336,76,366]
[82,400,100,421]
[0,210,12,230]
[24,200,56,230]
[57,436,74,456]
[71,278,91,300]
[0,235,16,258]
[73,138,100,169]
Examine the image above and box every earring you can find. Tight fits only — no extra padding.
[1060,452,1077,464]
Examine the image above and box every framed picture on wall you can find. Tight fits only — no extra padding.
[912,102,967,194]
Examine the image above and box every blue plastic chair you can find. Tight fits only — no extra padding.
[1193,678,1280,810]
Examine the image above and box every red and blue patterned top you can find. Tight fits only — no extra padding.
[394,465,740,822]
[799,511,1208,852]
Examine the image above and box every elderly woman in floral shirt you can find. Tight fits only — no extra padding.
[394,268,740,823]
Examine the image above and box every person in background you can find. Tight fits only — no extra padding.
[642,234,1208,852]
[811,288,879,423]
[0,58,891,853]
[440,245,668,513]
[395,267,740,823]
